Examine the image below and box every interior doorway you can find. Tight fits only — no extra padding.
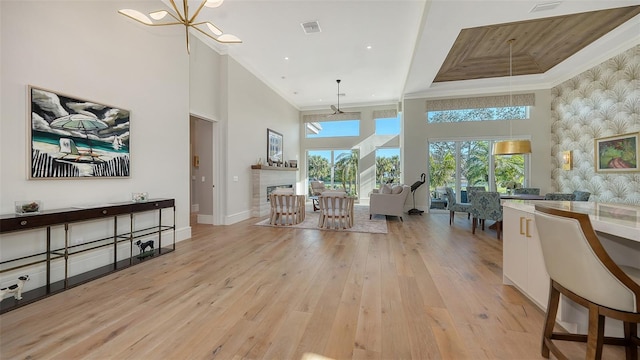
[190,115,217,225]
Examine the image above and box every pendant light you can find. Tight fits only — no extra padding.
[492,39,532,155]
[118,0,241,54]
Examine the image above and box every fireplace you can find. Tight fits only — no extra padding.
[266,184,293,201]
[251,167,298,217]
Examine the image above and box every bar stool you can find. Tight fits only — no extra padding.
[534,205,640,359]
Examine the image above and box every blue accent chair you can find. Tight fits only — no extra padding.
[444,187,471,225]
[513,188,540,195]
[470,191,503,239]
[572,190,591,201]
[544,193,576,201]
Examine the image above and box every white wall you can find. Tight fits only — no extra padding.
[189,36,223,224]
[1,1,191,287]
[403,89,553,210]
[225,57,300,224]
[189,37,222,121]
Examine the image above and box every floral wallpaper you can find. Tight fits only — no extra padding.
[551,45,640,204]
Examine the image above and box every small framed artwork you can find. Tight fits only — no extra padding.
[267,128,283,164]
[29,86,130,178]
[594,132,639,173]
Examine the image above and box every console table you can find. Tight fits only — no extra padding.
[0,198,175,314]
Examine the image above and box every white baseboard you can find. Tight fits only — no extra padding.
[175,226,191,243]
[225,210,252,225]
[197,214,214,224]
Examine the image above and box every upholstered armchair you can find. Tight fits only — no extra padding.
[369,184,410,221]
[469,191,503,239]
[309,180,326,196]
[513,187,540,195]
[544,193,575,201]
[444,187,471,225]
[572,190,591,201]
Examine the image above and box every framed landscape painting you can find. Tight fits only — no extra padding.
[29,86,130,178]
[594,132,639,173]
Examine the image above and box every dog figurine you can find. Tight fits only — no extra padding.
[0,275,30,301]
[135,240,154,254]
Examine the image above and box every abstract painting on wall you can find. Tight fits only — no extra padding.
[29,86,130,178]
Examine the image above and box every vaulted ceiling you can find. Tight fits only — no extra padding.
[178,0,640,111]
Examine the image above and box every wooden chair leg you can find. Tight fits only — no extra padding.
[542,282,561,358]
[586,303,605,360]
[496,221,502,239]
[472,217,477,234]
[450,211,454,225]
[623,321,638,360]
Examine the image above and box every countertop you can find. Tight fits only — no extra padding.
[502,200,640,242]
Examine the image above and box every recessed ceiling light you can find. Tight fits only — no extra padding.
[284,56,289,60]
[366,45,372,50]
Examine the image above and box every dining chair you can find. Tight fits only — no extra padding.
[444,187,471,225]
[572,190,591,201]
[513,187,540,195]
[544,193,576,201]
[534,205,640,359]
[469,191,503,239]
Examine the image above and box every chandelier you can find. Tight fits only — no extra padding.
[492,39,532,155]
[118,0,241,54]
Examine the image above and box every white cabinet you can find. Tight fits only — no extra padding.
[503,208,528,290]
[503,206,550,309]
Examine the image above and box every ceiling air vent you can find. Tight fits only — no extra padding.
[301,21,321,34]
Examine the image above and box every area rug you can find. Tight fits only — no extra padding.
[255,205,388,234]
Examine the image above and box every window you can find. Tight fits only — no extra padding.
[427,106,528,123]
[375,116,400,135]
[307,149,359,196]
[375,148,400,187]
[305,120,360,138]
[425,93,535,123]
[428,139,528,202]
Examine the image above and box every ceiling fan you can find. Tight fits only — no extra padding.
[330,79,345,114]
[329,79,358,115]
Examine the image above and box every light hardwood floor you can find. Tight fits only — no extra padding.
[0,210,626,359]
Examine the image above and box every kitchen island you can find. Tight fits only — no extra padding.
[502,200,640,337]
